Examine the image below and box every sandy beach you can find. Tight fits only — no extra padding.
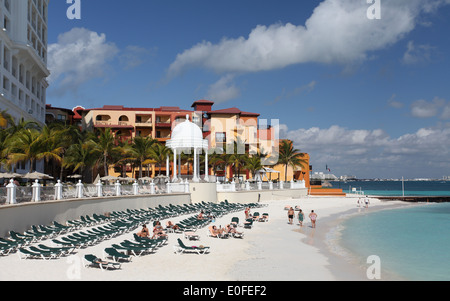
[0,195,409,282]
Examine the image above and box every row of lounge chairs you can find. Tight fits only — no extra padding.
[8,200,264,263]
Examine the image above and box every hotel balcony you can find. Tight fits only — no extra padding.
[155,121,171,128]
[94,121,133,129]
[135,121,153,127]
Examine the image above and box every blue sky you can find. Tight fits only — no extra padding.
[47,0,450,179]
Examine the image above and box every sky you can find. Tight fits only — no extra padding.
[46,0,450,179]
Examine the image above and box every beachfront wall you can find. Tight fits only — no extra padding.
[0,193,190,238]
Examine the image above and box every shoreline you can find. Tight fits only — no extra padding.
[0,196,415,281]
[313,199,416,281]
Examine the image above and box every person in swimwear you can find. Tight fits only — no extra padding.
[137,224,150,238]
[309,210,317,228]
[288,207,295,224]
[298,209,305,227]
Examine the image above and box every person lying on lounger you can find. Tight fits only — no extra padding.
[137,224,150,238]
[197,211,205,220]
[167,221,180,230]
[225,224,243,236]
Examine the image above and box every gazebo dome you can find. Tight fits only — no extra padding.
[166,115,208,150]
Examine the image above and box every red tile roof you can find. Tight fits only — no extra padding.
[208,107,260,116]
[191,99,215,107]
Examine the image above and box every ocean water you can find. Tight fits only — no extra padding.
[330,180,450,196]
[338,203,450,281]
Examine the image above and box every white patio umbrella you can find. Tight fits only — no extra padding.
[22,171,54,180]
[67,174,82,179]
[0,172,23,178]
[100,175,120,182]
[139,176,153,182]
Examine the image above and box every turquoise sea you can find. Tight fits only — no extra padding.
[330,180,450,196]
[332,181,450,281]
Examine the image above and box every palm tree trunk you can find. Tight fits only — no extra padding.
[103,154,108,176]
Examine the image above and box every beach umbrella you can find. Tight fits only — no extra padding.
[119,176,135,182]
[0,172,23,179]
[100,175,120,181]
[139,176,153,182]
[93,174,101,185]
[22,171,54,180]
[67,174,82,179]
[154,174,168,184]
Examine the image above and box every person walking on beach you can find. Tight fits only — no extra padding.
[244,207,250,219]
[309,210,317,228]
[298,209,305,227]
[288,207,295,224]
[364,196,370,208]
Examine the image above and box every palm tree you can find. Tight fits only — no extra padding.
[149,142,171,176]
[0,110,14,129]
[226,140,249,181]
[245,155,263,180]
[90,128,120,176]
[207,149,225,177]
[6,128,43,172]
[63,139,99,182]
[127,136,156,179]
[38,125,65,177]
[278,139,307,182]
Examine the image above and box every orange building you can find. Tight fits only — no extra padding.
[76,100,310,186]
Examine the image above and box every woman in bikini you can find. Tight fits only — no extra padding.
[309,210,317,228]
[137,224,150,238]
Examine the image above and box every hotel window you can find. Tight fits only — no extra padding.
[216,132,226,143]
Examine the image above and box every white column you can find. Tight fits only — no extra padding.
[115,180,121,196]
[204,149,209,182]
[76,180,84,198]
[55,180,63,200]
[133,181,139,195]
[166,155,169,177]
[150,180,155,194]
[178,153,181,178]
[6,179,17,204]
[32,180,41,202]
[96,181,103,197]
[173,148,177,181]
[193,148,198,182]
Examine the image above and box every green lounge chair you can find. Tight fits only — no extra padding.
[84,254,121,270]
[174,238,210,255]
[104,247,132,262]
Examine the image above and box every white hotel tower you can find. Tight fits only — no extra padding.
[0,0,49,126]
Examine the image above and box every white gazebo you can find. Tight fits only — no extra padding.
[166,115,209,182]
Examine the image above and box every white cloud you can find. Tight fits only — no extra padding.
[402,40,436,64]
[48,28,119,95]
[205,74,241,104]
[410,97,447,118]
[119,45,154,70]
[167,0,449,78]
[387,94,404,109]
[280,123,450,178]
